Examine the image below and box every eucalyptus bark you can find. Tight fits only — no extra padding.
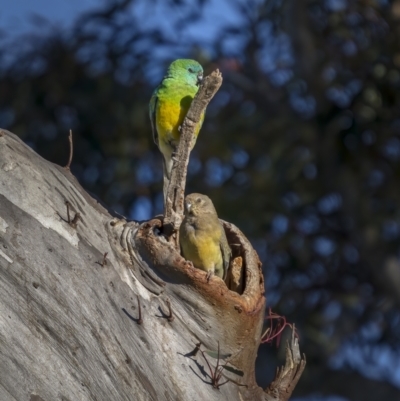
[0,72,305,401]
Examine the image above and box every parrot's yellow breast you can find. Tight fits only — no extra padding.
[156,99,186,146]
[182,229,223,272]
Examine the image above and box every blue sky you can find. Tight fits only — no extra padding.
[0,0,242,40]
[0,0,100,36]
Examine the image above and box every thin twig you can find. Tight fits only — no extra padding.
[261,308,299,347]
[65,129,73,170]
[96,252,108,267]
[199,341,230,389]
[64,200,81,229]
[70,213,81,229]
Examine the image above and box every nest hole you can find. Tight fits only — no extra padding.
[222,221,248,295]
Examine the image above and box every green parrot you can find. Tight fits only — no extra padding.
[149,59,205,204]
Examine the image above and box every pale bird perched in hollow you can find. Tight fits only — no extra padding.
[149,59,205,203]
[179,193,231,281]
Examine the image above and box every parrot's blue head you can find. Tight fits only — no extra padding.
[167,59,203,86]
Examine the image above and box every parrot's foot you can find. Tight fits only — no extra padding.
[206,270,214,283]
[171,149,179,163]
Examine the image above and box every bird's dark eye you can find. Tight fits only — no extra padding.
[188,68,194,73]
[196,198,201,203]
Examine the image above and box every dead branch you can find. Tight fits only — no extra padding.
[264,326,307,401]
[162,70,223,237]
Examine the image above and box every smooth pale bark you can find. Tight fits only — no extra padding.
[0,131,304,401]
[0,128,304,401]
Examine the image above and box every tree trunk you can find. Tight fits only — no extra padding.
[0,130,304,400]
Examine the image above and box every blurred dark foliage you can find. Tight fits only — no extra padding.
[1,0,400,399]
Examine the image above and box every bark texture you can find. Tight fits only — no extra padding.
[163,69,223,236]
[0,128,304,400]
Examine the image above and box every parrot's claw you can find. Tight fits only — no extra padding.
[206,270,214,283]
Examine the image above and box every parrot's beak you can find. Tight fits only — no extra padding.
[197,73,203,86]
[186,201,192,213]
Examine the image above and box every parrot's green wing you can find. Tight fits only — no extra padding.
[219,222,232,280]
[149,91,159,146]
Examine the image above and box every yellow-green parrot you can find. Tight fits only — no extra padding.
[149,59,204,204]
[180,193,231,281]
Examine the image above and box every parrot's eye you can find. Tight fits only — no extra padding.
[196,198,201,203]
[188,68,194,73]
